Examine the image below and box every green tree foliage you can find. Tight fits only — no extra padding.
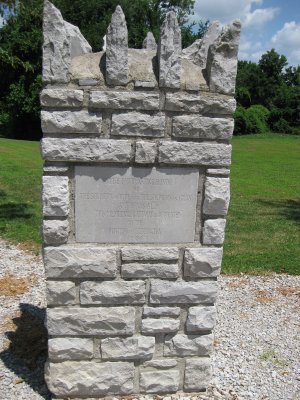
[236,49,300,135]
[0,0,208,139]
[234,105,269,135]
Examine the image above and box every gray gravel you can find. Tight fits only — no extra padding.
[0,239,299,400]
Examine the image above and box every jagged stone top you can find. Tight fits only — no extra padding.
[43,1,241,94]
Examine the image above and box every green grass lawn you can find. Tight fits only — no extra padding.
[0,134,299,273]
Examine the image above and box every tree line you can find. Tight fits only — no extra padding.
[0,0,299,140]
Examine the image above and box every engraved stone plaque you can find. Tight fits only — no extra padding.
[75,166,199,243]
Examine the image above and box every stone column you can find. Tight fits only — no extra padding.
[41,3,241,398]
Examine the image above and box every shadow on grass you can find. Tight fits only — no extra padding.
[0,189,34,221]
[255,198,300,224]
[0,303,51,399]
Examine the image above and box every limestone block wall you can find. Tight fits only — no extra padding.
[41,1,241,398]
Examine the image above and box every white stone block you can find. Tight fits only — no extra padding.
[184,247,223,278]
[48,338,93,361]
[90,91,159,110]
[40,89,83,107]
[42,176,69,217]
[41,110,101,134]
[203,177,230,215]
[101,336,155,360]
[135,141,157,164]
[141,318,180,334]
[122,263,179,279]
[43,220,69,245]
[184,358,212,391]
[140,369,180,393]
[46,281,76,305]
[164,333,213,356]
[186,306,217,332]
[121,247,179,262]
[111,112,165,137]
[203,218,227,245]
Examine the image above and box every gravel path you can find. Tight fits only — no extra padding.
[0,239,299,400]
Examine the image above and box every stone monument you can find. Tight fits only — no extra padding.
[41,1,241,397]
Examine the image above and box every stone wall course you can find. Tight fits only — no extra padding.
[90,91,160,110]
[46,307,135,336]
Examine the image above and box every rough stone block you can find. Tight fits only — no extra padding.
[45,361,134,397]
[159,142,232,166]
[41,138,132,162]
[90,91,159,110]
[206,20,241,95]
[165,92,236,115]
[44,247,117,279]
[121,247,179,262]
[184,248,223,278]
[106,6,128,85]
[40,89,83,107]
[144,359,177,368]
[42,176,69,217]
[186,306,217,332]
[140,369,180,393]
[46,281,76,306]
[111,112,165,137]
[172,115,234,139]
[46,307,135,336]
[41,110,101,134]
[143,307,181,318]
[158,12,181,88]
[203,177,230,215]
[203,218,227,245]
[43,220,69,245]
[122,263,179,279]
[48,338,94,361]
[207,168,230,176]
[150,280,218,304]
[143,32,157,51]
[164,333,213,356]
[184,358,212,391]
[43,163,69,173]
[101,336,155,360]
[141,318,180,334]
[80,281,146,305]
[135,141,157,164]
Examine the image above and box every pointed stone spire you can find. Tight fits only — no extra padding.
[143,32,157,51]
[106,5,129,86]
[182,21,220,68]
[206,20,241,95]
[158,11,182,88]
[43,0,91,83]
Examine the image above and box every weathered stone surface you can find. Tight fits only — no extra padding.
[135,80,156,89]
[143,32,157,50]
[78,78,100,86]
[158,12,181,88]
[207,168,230,176]
[135,141,157,164]
[141,318,180,334]
[106,6,128,85]
[186,306,217,332]
[46,281,76,306]
[164,334,213,356]
[48,338,93,361]
[45,361,134,397]
[122,263,179,279]
[184,358,212,391]
[184,248,223,278]
[41,138,132,162]
[150,280,218,304]
[159,142,232,166]
[143,307,181,317]
[80,281,146,305]
[42,176,69,217]
[203,218,227,245]
[122,247,179,261]
[180,58,206,91]
[90,91,159,111]
[43,163,69,173]
[43,220,69,245]
[47,307,135,336]
[44,247,117,278]
[111,112,165,137]
[128,49,157,84]
[206,20,241,95]
[182,21,220,68]
[172,115,234,139]
[203,177,230,215]
[165,92,236,115]
[41,110,101,134]
[70,52,105,82]
[43,0,91,83]
[140,370,180,393]
[101,336,155,360]
[40,89,83,107]
[144,359,177,368]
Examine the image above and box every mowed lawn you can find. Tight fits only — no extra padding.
[0,135,299,273]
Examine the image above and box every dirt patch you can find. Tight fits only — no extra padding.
[226,279,248,289]
[255,289,273,303]
[276,287,300,299]
[0,274,36,296]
